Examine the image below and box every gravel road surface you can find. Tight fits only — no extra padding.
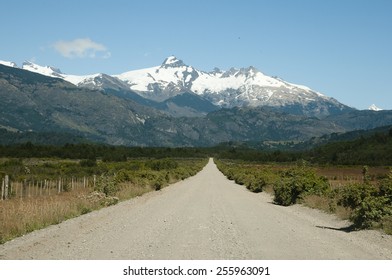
[1,158,391,259]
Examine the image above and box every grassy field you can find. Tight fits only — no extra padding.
[0,157,208,244]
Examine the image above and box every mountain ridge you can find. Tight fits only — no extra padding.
[2,60,392,147]
[1,56,352,118]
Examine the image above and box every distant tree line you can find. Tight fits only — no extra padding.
[0,129,391,166]
[214,129,392,166]
[0,142,210,161]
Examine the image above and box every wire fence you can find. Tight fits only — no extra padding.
[1,175,96,201]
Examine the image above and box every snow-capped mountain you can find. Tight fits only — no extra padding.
[2,61,392,147]
[22,61,64,78]
[114,56,350,117]
[3,56,352,117]
[0,60,18,68]
[369,104,382,111]
[20,61,127,91]
[114,56,200,101]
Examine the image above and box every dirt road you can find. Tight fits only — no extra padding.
[1,158,391,259]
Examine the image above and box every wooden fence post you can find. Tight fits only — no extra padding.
[5,175,9,199]
[1,177,4,200]
[22,180,25,199]
[58,177,61,194]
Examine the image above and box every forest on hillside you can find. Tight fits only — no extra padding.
[0,127,391,166]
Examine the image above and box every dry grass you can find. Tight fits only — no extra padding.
[0,189,98,244]
[316,166,390,188]
[302,194,351,220]
[0,158,208,244]
[0,181,164,244]
[116,182,154,200]
[0,182,164,244]
[302,194,332,213]
[382,216,392,235]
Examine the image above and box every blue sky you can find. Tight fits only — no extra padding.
[1,0,391,110]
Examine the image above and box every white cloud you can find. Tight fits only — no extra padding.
[53,38,110,59]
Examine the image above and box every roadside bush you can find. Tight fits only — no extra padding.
[246,175,266,193]
[273,180,295,206]
[100,196,119,207]
[379,172,392,199]
[115,169,130,183]
[215,160,271,193]
[273,167,330,206]
[382,216,392,235]
[351,196,392,228]
[146,159,179,171]
[234,171,247,185]
[338,183,377,210]
[224,168,235,180]
[94,173,119,196]
[154,179,164,191]
[338,174,392,229]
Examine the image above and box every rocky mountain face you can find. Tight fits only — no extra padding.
[3,56,353,118]
[0,64,167,145]
[114,56,352,118]
[1,62,392,147]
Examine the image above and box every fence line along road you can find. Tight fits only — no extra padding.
[1,175,95,201]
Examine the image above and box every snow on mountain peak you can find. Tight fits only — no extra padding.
[163,56,179,64]
[369,104,382,111]
[22,61,63,78]
[161,56,186,68]
[19,61,106,87]
[0,60,18,68]
[7,55,347,116]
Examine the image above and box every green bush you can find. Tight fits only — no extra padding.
[102,153,127,162]
[79,159,97,167]
[339,175,392,229]
[339,183,377,209]
[115,169,130,183]
[273,180,295,206]
[215,160,271,193]
[382,216,392,235]
[234,172,247,185]
[100,196,119,207]
[146,159,179,171]
[351,196,392,228]
[246,175,266,193]
[273,166,330,206]
[94,173,119,196]
[154,179,164,191]
[379,173,392,199]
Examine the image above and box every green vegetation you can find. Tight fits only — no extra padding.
[216,159,392,234]
[308,129,392,166]
[272,165,329,206]
[1,126,392,167]
[215,127,392,166]
[338,174,392,229]
[215,160,276,194]
[1,125,392,242]
[0,142,210,160]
